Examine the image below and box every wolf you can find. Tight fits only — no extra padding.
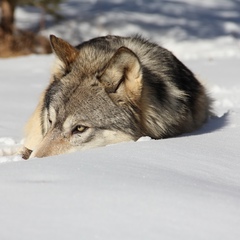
[21,35,211,159]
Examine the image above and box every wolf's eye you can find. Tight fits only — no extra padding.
[72,125,88,134]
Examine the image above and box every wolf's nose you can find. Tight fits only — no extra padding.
[21,147,32,160]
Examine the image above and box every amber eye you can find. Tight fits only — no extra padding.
[72,125,88,134]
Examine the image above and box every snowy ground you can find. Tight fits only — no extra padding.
[1,0,240,239]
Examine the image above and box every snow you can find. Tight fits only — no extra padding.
[1,0,240,239]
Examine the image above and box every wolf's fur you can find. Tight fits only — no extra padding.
[21,35,211,159]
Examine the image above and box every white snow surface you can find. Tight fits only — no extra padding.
[1,0,240,239]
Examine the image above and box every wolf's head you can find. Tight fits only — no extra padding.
[27,35,144,158]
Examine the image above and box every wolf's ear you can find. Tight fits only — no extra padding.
[100,47,142,103]
[50,35,78,69]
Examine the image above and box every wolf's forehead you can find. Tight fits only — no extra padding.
[46,80,95,104]
[44,80,128,128]
[45,80,110,113]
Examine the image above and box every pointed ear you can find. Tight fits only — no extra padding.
[100,47,143,103]
[50,35,78,70]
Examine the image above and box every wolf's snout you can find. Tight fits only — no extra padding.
[29,129,71,158]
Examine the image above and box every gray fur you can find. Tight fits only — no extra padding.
[22,35,212,158]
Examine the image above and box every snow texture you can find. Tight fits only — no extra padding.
[1,0,240,239]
